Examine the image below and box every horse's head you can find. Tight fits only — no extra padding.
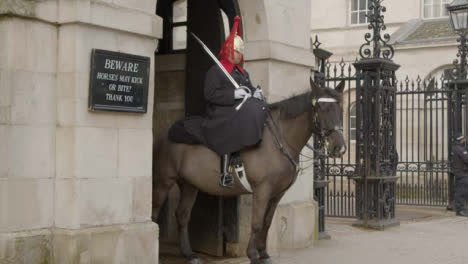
[310,78,346,158]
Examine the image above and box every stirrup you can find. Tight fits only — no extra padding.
[220,173,234,188]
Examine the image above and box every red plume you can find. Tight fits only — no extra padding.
[218,16,243,63]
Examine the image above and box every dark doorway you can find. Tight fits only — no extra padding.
[154,0,241,257]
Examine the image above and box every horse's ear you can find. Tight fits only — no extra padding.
[310,77,322,98]
[335,81,345,93]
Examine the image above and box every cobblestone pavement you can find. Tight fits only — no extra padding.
[161,206,468,264]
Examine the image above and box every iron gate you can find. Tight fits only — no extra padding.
[318,60,466,217]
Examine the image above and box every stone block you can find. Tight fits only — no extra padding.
[79,178,132,226]
[118,129,152,178]
[53,222,158,264]
[55,179,80,229]
[58,98,126,128]
[116,110,153,129]
[0,0,35,17]
[56,127,76,179]
[0,127,7,178]
[75,127,118,179]
[90,1,154,37]
[57,97,77,127]
[10,71,56,126]
[0,70,11,107]
[0,21,7,70]
[57,72,89,100]
[6,18,57,73]
[35,0,59,22]
[0,106,10,125]
[271,201,317,250]
[265,0,310,48]
[58,24,118,73]
[8,126,55,179]
[0,179,54,232]
[113,0,156,14]
[0,229,52,264]
[116,31,158,57]
[58,0,91,24]
[269,61,310,103]
[132,176,152,222]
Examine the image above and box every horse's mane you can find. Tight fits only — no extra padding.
[267,92,313,119]
[267,88,341,119]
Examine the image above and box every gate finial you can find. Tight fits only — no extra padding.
[359,0,394,60]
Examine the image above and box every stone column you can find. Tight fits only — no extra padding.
[0,1,162,263]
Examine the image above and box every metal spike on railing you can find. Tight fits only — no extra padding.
[416,75,422,91]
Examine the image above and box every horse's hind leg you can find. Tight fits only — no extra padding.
[176,181,202,264]
[152,176,176,222]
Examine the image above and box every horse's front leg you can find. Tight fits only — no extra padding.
[176,182,203,264]
[257,192,285,264]
[247,186,271,264]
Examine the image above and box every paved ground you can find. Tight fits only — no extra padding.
[161,206,468,264]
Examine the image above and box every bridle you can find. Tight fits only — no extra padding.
[266,95,343,172]
[306,97,344,157]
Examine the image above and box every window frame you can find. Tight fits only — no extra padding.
[422,0,451,20]
[350,0,370,25]
[170,0,188,52]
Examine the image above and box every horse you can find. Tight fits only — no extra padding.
[152,79,346,264]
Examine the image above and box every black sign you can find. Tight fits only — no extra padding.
[89,49,150,113]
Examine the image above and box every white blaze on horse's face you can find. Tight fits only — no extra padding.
[314,96,346,158]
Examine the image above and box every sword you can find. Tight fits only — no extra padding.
[190,32,251,111]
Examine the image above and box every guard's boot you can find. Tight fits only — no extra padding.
[456,210,468,217]
[220,153,233,188]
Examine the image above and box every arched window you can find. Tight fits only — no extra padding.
[350,103,356,141]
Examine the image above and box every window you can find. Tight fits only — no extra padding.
[423,0,450,19]
[351,0,370,25]
[171,0,187,50]
[349,104,357,141]
[156,0,187,53]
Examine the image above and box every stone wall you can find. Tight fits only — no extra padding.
[0,0,162,263]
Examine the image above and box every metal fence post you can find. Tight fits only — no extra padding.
[352,0,400,229]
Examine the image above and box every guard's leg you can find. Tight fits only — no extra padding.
[220,153,233,187]
[455,177,466,215]
[176,182,203,264]
[247,186,271,264]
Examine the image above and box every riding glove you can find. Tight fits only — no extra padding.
[253,89,264,101]
[234,88,249,99]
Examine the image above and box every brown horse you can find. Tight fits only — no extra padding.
[152,79,346,264]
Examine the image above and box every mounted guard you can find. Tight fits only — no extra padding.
[170,16,267,188]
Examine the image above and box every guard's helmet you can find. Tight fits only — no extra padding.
[219,16,244,62]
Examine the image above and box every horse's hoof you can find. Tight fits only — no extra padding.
[259,257,273,264]
[188,256,203,264]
